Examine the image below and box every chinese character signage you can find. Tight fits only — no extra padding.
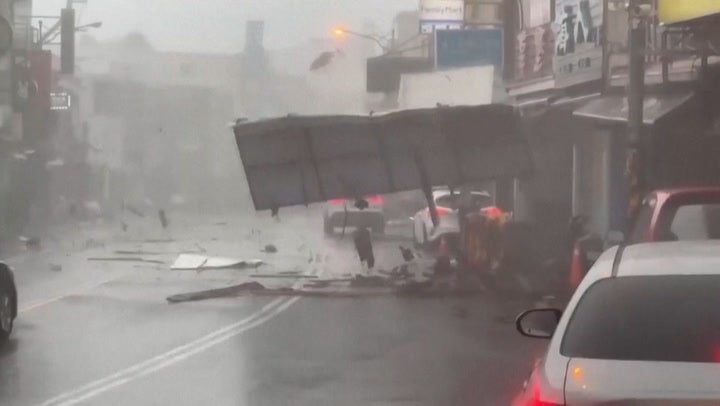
[554,0,604,87]
[514,23,555,82]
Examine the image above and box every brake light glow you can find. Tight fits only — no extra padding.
[482,206,504,218]
[518,374,564,406]
[426,207,451,216]
[329,199,345,205]
[366,196,383,205]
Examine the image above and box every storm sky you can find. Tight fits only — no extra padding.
[33,0,417,53]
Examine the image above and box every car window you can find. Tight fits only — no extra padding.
[561,276,720,363]
[670,204,720,240]
[435,193,491,210]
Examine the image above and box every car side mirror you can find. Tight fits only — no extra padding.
[515,308,562,339]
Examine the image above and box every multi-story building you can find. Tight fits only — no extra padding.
[503,0,720,243]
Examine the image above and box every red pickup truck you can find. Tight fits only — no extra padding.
[569,187,720,290]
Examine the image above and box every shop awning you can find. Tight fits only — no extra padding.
[573,92,695,125]
[233,104,532,211]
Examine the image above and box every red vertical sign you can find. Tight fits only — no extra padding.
[29,50,52,112]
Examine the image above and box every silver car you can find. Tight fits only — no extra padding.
[411,189,493,246]
[323,196,385,234]
[514,241,720,405]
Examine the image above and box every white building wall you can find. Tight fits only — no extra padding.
[397,65,495,109]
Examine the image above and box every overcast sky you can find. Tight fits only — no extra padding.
[33,0,417,53]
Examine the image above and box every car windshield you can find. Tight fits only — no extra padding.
[562,275,720,363]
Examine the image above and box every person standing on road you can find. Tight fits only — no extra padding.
[353,227,375,274]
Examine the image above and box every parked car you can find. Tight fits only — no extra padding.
[411,188,493,247]
[569,187,720,291]
[323,196,385,234]
[0,262,17,341]
[628,187,720,244]
[514,241,720,405]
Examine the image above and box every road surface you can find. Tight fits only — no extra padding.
[0,208,545,405]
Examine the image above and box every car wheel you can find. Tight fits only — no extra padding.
[323,218,333,234]
[0,285,14,341]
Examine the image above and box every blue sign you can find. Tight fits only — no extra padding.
[435,29,503,70]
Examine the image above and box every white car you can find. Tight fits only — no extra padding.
[513,241,720,405]
[411,189,493,246]
[323,196,385,234]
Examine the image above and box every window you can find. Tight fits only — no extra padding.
[521,0,552,28]
[435,193,492,210]
[562,276,720,363]
[670,204,720,240]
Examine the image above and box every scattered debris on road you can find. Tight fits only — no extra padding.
[88,257,165,265]
[115,250,163,256]
[250,273,318,279]
[349,275,387,288]
[158,209,169,229]
[261,244,278,253]
[49,264,63,272]
[143,238,175,243]
[399,246,415,262]
[125,204,145,217]
[170,254,263,271]
[167,282,267,303]
[19,236,41,250]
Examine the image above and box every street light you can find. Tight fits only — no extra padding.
[75,21,102,31]
[331,27,390,52]
[42,20,101,44]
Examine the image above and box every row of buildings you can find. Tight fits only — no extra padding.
[362,0,720,245]
[0,2,376,238]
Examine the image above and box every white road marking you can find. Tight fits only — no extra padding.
[19,278,118,313]
[38,296,300,406]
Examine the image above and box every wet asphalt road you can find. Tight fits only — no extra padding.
[0,208,544,405]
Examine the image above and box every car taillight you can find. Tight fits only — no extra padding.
[426,207,451,216]
[529,401,563,406]
[520,373,565,406]
[330,199,345,205]
[482,206,504,218]
[366,196,383,205]
[526,381,563,406]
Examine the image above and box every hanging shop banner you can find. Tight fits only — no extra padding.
[553,0,604,88]
[659,0,720,25]
[419,0,464,33]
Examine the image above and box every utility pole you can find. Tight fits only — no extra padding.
[625,0,647,227]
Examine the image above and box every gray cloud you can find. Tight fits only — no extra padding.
[33,0,417,53]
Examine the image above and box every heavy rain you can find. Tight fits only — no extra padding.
[2,1,720,405]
